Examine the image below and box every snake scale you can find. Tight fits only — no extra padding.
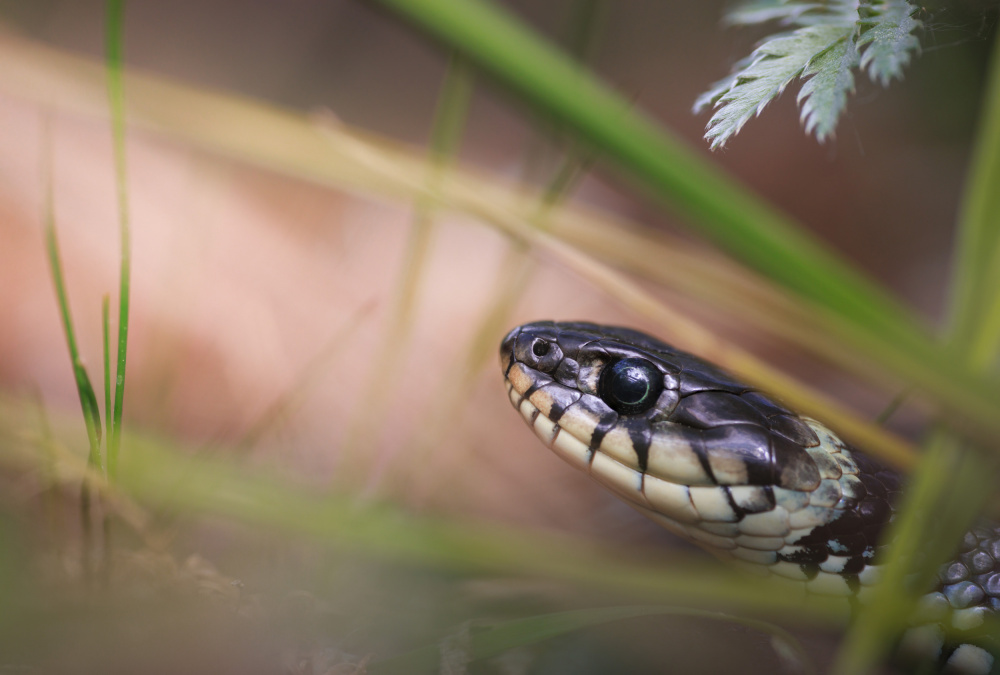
[500,321,1000,674]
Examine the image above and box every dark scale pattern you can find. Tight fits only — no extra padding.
[777,445,901,571]
[501,321,1000,631]
[938,525,1000,614]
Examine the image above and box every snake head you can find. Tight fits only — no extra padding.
[500,321,895,590]
[501,321,827,491]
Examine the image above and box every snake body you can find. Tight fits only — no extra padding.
[500,321,999,673]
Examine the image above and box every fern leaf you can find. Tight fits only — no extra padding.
[693,55,754,115]
[724,0,826,27]
[700,25,854,149]
[858,0,921,86]
[696,0,921,147]
[798,27,859,142]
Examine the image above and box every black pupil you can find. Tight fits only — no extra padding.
[611,365,649,403]
[599,357,662,415]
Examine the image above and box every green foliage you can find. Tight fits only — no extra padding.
[694,0,922,148]
[42,129,103,473]
[374,0,1000,454]
[105,0,130,479]
[858,0,922,86]
[370,606,814,675]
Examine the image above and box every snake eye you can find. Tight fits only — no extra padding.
[532,340,551,357]
[598,358,663,415]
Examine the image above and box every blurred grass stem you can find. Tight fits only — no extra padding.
[105,0,131,480]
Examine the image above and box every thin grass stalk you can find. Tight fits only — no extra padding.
[235,301,375,452]
[946,26,1000,355]
[946,29,1000,371]
[348,53,474,493]
[564,0,606,64]
[101,293,114,581]
[970,286,1000,370]
[42,136,102,466]
[43,154,104,580]
[102,294,111,453]
[41,120,107,584]
[405,0,602,499]
[406,155,589,502]
[105,0,131,480]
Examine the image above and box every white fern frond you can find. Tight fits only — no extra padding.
[700,25,854,149]
[798,27,859,141]
[724,0,827,27]
[858,0,921,86]
[693,54,754,115]
[696,0,921,148]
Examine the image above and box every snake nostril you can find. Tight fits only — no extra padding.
[532,340,550,357]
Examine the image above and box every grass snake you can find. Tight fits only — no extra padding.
[500,320,999,674]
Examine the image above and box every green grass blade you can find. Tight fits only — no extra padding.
[372,0,1000,451]
[969,287,1000,370]
[830,433,995,674]
[42,121,105,581]
[373,0,919,341]
[105,0,131,480]
[429,53,474,165]
[837,36,1000,663]
[370,606,814,675]
[102,294,111,452]
[947,30,1000,362]
[42,129,102,469]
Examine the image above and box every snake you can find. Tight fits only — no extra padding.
[500,320,1000,674]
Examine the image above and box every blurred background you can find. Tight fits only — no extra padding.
[0,1,996,673]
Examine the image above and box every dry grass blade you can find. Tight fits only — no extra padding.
[320,130,917,468]
[0,33,856,363]
[0,34,915,468]
[341,55,474,495]
[0,396,853,626]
